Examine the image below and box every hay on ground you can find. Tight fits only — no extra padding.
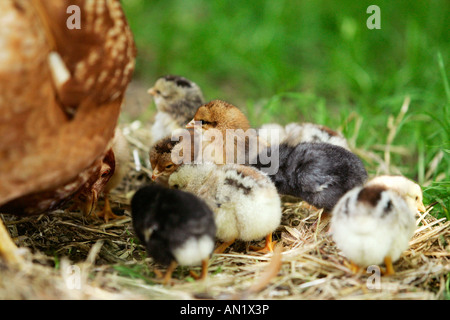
[0,94,449,300]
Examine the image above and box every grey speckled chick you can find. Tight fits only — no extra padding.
[253,142,368,211]
[148,75,205,143]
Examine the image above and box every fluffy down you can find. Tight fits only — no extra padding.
[253,142,368,211]
[331,185,417,268]
[366,175,426,212]
[168,163,282,243]
[148,75,204,144]
[257,122,349,149]
[131,184,216,267]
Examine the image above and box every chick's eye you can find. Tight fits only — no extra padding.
[200,119,217,127]
[415,196,419,201]
[383,199,393,216]
[155,89,161,95]
[101,169,111,177]
[173,184,179,189]
[165,164,173,169]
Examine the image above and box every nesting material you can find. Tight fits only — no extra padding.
[0,121,448,300]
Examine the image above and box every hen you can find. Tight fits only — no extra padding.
[0,0,136,264]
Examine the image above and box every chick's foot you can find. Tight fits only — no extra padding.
[249,234,276,253]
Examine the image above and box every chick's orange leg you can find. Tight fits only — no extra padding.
[214,239,236,254]
[344,260,361,274]
[163,260,178,285]
[249,233,276,253]
[189,258,209,280]
[0,218,22,265]
[95,194,123,223]
[201,258,209,280]
[383,256,395,276]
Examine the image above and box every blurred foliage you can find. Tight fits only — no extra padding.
[122,0,449,218]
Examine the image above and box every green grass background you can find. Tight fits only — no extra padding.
[122,0,449,219]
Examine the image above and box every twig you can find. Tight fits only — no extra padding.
[237,244,283,298]
[384,96,410,173]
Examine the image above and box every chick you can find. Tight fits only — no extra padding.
[283,122,350,150]
[186,100,263,165]
[253,142,368,211]
[257,122,349,150]
[187,99,251,133]
[96,128,130,221]
[131,184,216,284]
[366,175,426,213]
[72,149,115,217]
[148,75,205,143]
[149,136,180,185]
[73,128,130,222]
[168,163,282,253]
[149,128,200,184]
[330,185,417,275]
[257,123,286,148]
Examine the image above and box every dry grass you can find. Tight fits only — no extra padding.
[0,93,449,300]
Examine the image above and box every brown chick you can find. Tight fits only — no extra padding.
[96,128,130,221]
[186,100,262,165]
[72,149,116,217]
[72,128,130,222]
[150,136,180,185]
[187,100,251,133]
[148,75,205,144]
[150,128,199,184]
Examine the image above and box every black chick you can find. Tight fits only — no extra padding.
[253,142,368,211]
[131,184,216,284]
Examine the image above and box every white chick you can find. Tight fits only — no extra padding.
[168,163,282,253]
[257,122,349,149]
[257,123,286,146]
[283,122,350,150]
[366,175,426,213]
[330,185,417,275]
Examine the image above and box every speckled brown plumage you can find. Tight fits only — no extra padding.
[150,129,200,184]
[0,0,136,215]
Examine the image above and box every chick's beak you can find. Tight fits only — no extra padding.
[83,189,99,216]
[151,169,160,181]
[418,202,426,213]
[147,87,157,96]
[186,119,196,129]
